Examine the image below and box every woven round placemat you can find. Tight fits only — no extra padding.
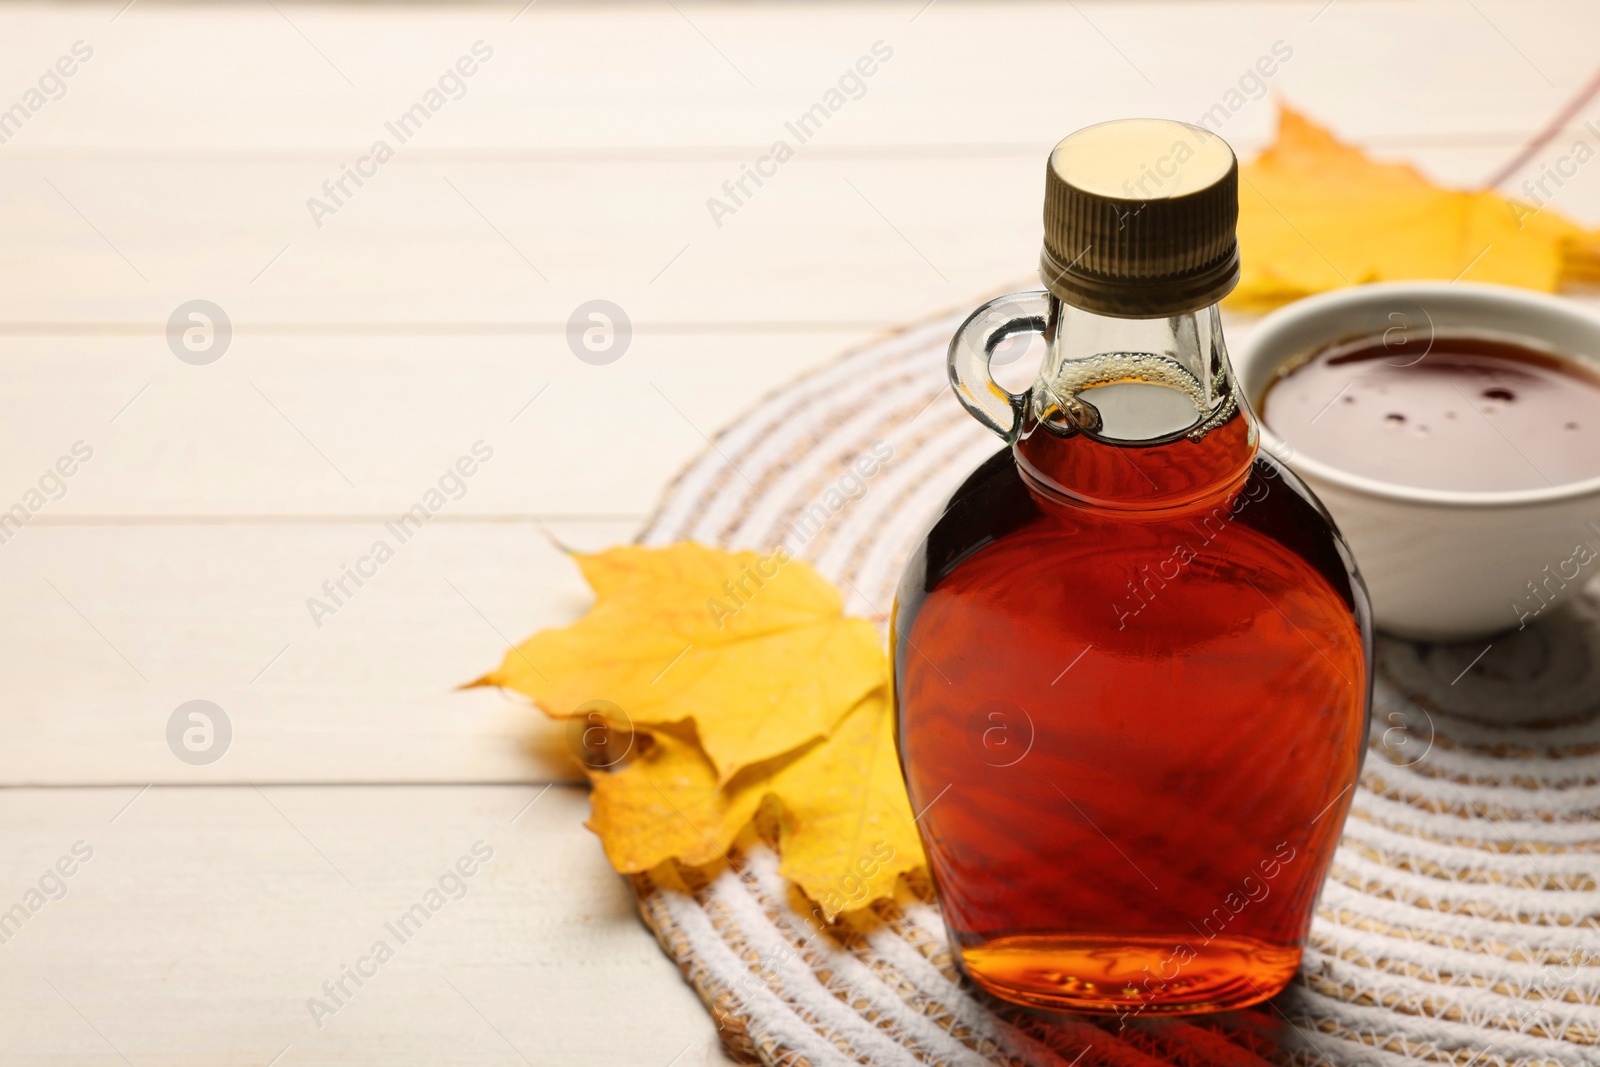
[632,304,1600,1067]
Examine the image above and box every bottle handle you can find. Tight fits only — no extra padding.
[947,290,1050,441]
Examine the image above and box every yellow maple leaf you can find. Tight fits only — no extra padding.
[472,543,926,915]
[1229,105,1600,311]
[587,724,764,872]
[586,692,926,919]
[472,542,886,780]
[755,690,926,919]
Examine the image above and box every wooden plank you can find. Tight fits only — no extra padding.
[0,137,1593,520]
[4,141,1596,329]
[0,1,1590,329]
[0,520,641,785]
[0,155,1044,326]
[0,331,873,516]
[0,783,736,1066]
[0,1,1590,154]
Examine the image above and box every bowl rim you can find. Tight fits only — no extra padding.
[1237,280,1600,510]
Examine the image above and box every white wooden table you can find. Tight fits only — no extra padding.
[1,1,1597,1062]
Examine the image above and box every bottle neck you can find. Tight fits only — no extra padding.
[1014,296,1258,511]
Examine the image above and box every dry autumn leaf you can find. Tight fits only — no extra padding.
[586,692,925,920]
[587,723,764,872]
[473,542,886,780]
[755,690,925,918]
[1229,105,1600,310]
[474,542,927,916]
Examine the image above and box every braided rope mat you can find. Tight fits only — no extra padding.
[632,304,1600,1067]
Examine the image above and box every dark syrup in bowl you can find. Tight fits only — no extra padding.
[1262,333,1600,492]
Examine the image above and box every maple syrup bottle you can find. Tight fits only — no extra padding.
[893,120,1371,1017]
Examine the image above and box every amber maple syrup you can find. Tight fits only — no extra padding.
[892,119,1372,1017]
[895,418,1367,1014]
[1265,332,1600,491]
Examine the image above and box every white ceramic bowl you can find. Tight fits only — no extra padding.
[1233,281,1600,641]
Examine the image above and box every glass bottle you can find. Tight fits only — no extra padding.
[892,119,1372,1018]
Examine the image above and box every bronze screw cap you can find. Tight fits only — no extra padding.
[1041,118,1240,317]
